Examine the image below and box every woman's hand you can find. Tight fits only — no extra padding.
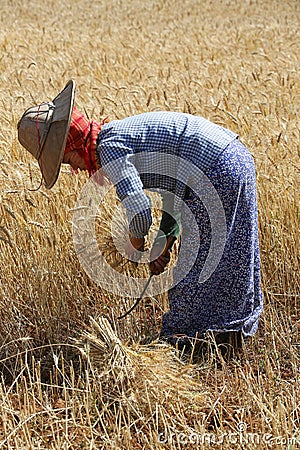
[124,235,145,260]
[149,240,171,275]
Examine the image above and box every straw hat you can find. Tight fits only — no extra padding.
[18,80,76,189]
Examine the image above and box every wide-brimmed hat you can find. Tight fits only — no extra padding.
[18,80,76,189]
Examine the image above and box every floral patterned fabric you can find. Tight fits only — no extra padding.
[161,139,263,342]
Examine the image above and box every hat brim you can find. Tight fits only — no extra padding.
[38,80,76,189]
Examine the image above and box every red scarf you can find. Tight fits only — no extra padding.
[64,106,109,184]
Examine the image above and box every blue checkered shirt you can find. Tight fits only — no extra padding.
[97,112,237,238]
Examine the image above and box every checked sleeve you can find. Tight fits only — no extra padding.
[99,145,153,238]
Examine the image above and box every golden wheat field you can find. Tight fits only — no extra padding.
[0,0,299,448]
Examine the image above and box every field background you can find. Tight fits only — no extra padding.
[0,0,299,448]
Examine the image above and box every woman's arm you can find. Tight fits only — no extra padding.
[150,192,181,275]
[99,145,153,239]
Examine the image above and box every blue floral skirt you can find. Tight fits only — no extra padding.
[161,139,263,342]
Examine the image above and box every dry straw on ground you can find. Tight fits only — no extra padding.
[0,0,299,448]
